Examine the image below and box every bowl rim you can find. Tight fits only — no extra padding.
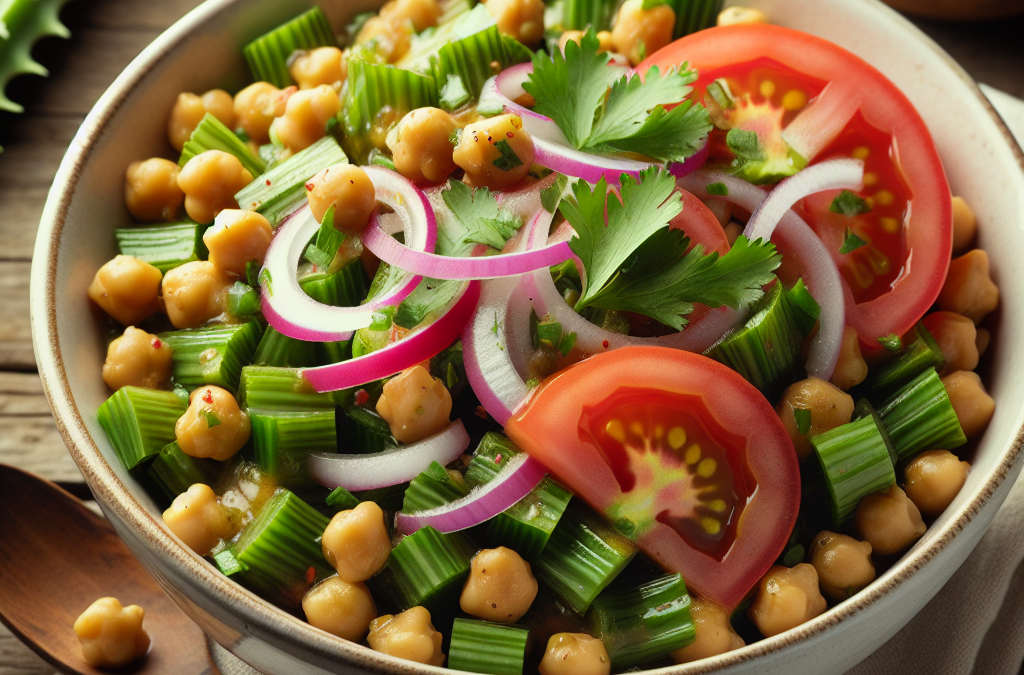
[28,0,1024,673]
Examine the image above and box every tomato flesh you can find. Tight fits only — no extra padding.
[506,347,800,609]
[640,25,952,344]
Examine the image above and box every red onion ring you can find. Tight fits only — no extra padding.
[744,158,864,242]
[394,453,547,534]
[679,170,846,380]
[781,81,861,163]
[261,168,435,341]
[309,420,470,491]
[301,281,481,393]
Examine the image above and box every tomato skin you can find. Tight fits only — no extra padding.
[673,188,730,256]
[640,25,953,344]
[505,347,800,609]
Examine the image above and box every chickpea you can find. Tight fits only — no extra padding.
[161,483,237,555]
[776,377,855,460]
[367,606,445,666]
[747,564,827,638]
[102,327,173,391]
[942,370,995,440]
[723,221,743,247]
[808,531,875,601]
[610,0,676,66]
[539,633,610,675]
[124,158,185,222]
[321,502,391,582]
[305,164,377,231]
[975,327,991,357]
[830,325,868,391]
[903,449,970,518]
[937,249,999,324]
[453,114,534,190]
[485,0,545,45]
[670,597,744,663]
[233,82,280,144]
[175,385,251,461]
[203,209,273,276]
[951,196,977,255]
[161,261,232,328]
[376,365,453,443]
[386,107,458,184]
[87,255,164,326]
[558,30,615,53]
[167,89,236,151]
[854,485,926,556]
[922,311,979,376]
[380,0,442,32]
[73,597,150,669]
[356,16,413,63]
[177,150,253,224]
[460,547,538,623]
[717,6,768,26]
[302,576,377,641]
[270,85,341,153]
[289,47,347,90]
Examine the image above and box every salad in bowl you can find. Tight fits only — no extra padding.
[71,0,1007,672]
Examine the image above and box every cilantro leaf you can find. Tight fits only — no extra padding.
[839,227,868,254]
[878,334,901,352]
[793,407,812,435]
[522,30,616,149]
[492,139,524,172]
[560,167,684,310]
[540,173,568,213]
[585,232,781,331]
[395,278,463,329]
[726,128,765,162]
[593,101,711,163]
[587,65,697,148]
[830,189,871,216]
[304,204,344,268]
[441,180,523,251]
[706,182,729,196]
[202,410,222,428]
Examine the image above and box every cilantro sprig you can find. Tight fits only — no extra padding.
[523,30,711,164]
[560,167,781,330]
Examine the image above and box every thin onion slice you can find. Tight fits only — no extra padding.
[744,158,864,242]
[679,170,846,380]
[395,453,547,535]
[302,281,481,392]
[462,276,531,426]
[309,420,470,491]
[781,81,861,163]
[261,168,435,341]
[361,211,573,280]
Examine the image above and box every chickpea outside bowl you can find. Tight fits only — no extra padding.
[28,0,1024,674]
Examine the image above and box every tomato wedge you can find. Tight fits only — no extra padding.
[640,25,952,345]
[505,347,800,609]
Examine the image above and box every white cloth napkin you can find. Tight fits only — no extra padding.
[847,87,1024,675]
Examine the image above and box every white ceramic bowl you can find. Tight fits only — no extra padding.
[30,0,1024,673]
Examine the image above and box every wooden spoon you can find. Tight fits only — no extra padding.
[0,463,221,675]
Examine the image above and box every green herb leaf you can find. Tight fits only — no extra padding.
[245,260,261,288]
[793,408,812,435]
[706,182,729,196]
[202,410,222,428]
[439,73,471,111]
[561,167,684,310]
[540,173,568,213]
[369,306,395,331]
[781,544,805,567]
[878,334,902,352]
[303,204,343,267]
[558,331,577,356]
[839,227,868,255]
[585,233,780,331]
[587,65,697,149]
[640,0,670,8]
[726,128,765,161]
[830,189,871,217]
[441,180,523,251]
[492,139,524,172]
[522,30,617,149]
[591,100,711,164]
[394,278,462,329]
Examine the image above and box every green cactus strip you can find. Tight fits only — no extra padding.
[0,0,73,113]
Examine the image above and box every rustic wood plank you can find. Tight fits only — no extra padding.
[0,263,34,372]
[0,116,82,188]
[0,373,51,415]
[72,0,205,31]
[0,628,57,675]
[28,29,162,117]
[0,187,48,262]
[0,418,81,483]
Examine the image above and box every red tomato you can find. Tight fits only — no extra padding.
[640,25,952,345]
[505,347,800,609]
[673,188,730,256]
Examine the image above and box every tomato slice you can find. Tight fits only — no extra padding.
[640,25,952,345]
[505,347,800,609]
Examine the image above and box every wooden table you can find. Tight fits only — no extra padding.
[0,2,1021,673]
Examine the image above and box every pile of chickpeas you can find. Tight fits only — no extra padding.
[80,1,1000,670]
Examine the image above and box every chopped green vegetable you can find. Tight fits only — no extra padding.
[830,189,872,217]
[115,223,203,273]
[706,182,729,196]
[448,619,529,675]
[368,526,476,615]
[179,113,266,177]
[492,139,524,171]
[810,414,896,525]
[878,334,902,352]
[97,387,188,472]
[794,407,812,435]
[145,441,219,506]
[242,7,337,88]
[251,409,337,487]
[877,369,966,461]
[159,321,264,393]
[839,228,869,254]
